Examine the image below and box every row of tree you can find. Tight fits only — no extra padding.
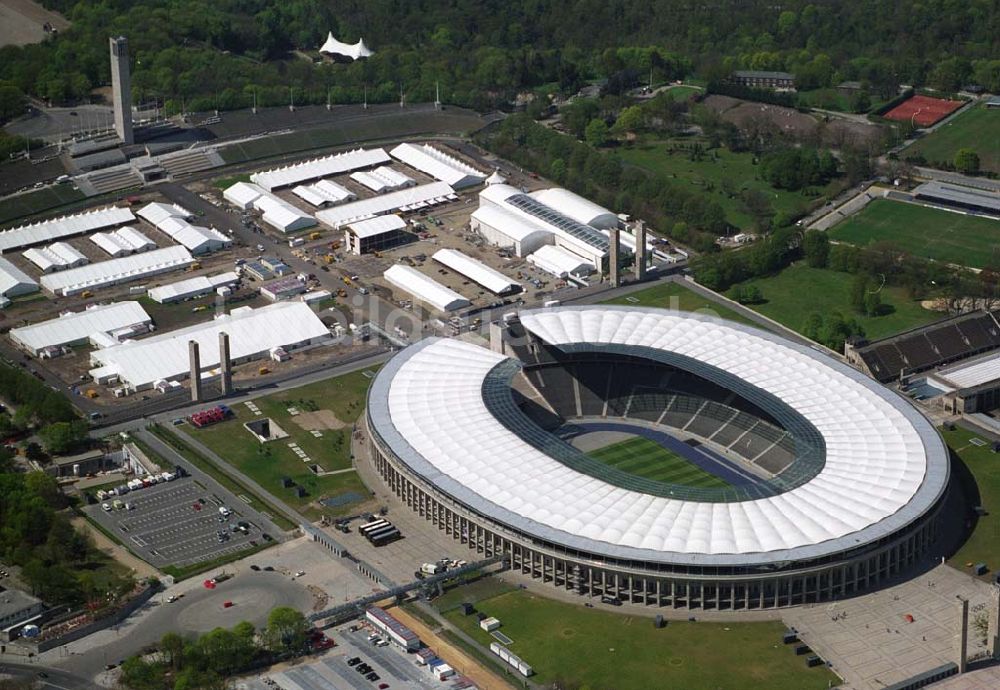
[120,607,313,690]
[0,364,89,454]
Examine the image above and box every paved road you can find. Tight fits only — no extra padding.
[0,660,93,690]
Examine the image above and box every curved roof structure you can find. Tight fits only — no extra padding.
[383,264,470,313]
[529,188,619,229]
[319,32,374,60]
[368,306,949,566]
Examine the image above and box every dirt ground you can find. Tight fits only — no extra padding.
[293,409,346,431]
[70,515,160,579]
[388,605,515,690]
[0,0,69,47]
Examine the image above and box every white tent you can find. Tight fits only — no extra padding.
[383,264,470,312]
[527,244,594,278]
[319,32,374,60]
[0,257,39,298]
[23,242,89,273]
[40,246,195,296]
[432,248,520,296]
[0,206,134,252]
[389,143,485,189]
[250,148,388,191]
[10,302,152,355]
[223,181,265,210]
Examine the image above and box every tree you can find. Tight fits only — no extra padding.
[265,607,309,654]
[611,105,644,137]
[954,148,980,175]
[802,231,830,268]
[38,420,89,455]
[728,284,764,304]
[849,89,871,113]
[584,118,609,148]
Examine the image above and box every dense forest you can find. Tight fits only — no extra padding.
[0,0,998,119]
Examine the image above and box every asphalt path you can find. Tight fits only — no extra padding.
[0,661,93,690]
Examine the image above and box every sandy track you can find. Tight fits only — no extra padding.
[0,0,69,47]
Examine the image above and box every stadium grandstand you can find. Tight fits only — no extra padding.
[845,309,1000,383]
[911,181,1000,216]
[365,306,949,610]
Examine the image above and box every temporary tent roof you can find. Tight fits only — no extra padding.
[319,32,374,60]
[390,143,485,189]
[250,148,389,191]
[530,188,620,229]
[136,202,192,226]
[347,214,406,239]
[223,181,265,210]
[90,227,156,256]
[147,272,239,303]
[0,206,134,252]
[292,186,330,207]
[23,242,88,273]
[485,169,507,185]
[471,205,552,245]
[432,248,520,295]
[350,166,414,193]
[527,244,594,277]
[316,182,455,228]
[251,195,316,233]
[0,257,39,297]
[10,302,152,355]
[383,264,470,312]
[89,301,331,390]
[156,217,231,254]
[40,246,195,296]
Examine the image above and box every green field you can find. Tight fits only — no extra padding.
[602,281,755,325]
[588,437,729,487]
[943,426,1000,578]
[830,199,1000,269]
[185,369,376,519]
[619,139,840,228]
[737,263,939,341]
[445,589,840,689]
[212,173,252,189]
[0,184,86,226]
[906,104,1000,173]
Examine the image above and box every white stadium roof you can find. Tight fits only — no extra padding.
[147,272,239,303]
[316,181,456,228]
[319,32,374,60]
[90,227,156,256]
[527,244,594,277]
[383,264,470,313]
[89,302,331,389]
[529,188,619,229]
[432,248,520,295]
[390,143,485,189]
[10,301,151,355]
[0,257,38,297]
[0,206,134,252]
[347,214,406,239]
[40,246,195,296]
[368,307,948,565]
[250,147,390,191]
[23,242,88,273]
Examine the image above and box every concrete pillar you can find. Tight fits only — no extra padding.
[109,36,134,145]
[218,331,232,396]
[956,597,969,673]
[988,586,1000,659]
[188,340,202,403]
[634,220,647,282]
[608,227,621,287]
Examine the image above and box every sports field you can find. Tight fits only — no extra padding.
[906,103,1000,173]
[737,263,938,341]
[942,425,1000,579]
[830,198,1000,269]
[602,281,755,325]
[588,437,729,487]
[444,588,840,689]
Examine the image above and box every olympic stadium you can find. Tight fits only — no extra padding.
[364,306,951,610]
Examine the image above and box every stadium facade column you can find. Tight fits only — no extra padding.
[955,597,969,673]
[188,339,202,402]
[608,227,621,287]
[219,331,233,396]
[634,220,647,281]
[109,36,134,145]
[988,585,1000,659]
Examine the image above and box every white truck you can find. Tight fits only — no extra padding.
[219,506,232,518]
[420,562,444,575]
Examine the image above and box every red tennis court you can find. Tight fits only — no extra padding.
[884,94,964,127]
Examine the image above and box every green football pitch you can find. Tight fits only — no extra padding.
[587,437,729,487]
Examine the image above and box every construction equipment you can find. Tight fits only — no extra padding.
[309,231,322,240]
[85,389,98,398]
[258,366,270,375]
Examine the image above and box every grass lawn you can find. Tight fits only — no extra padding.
[431,576,519,613]
[602,281,755,325]
[906,104,1000,173]
[185,369,376,519]
[830,199,1000,269]
[212,173,252,189]
[942,425,1000,578]
[618,139,839,228]
[445,589,840,690]
[588,437,729,487]
[661,85,702,101]
[736,263,939,340]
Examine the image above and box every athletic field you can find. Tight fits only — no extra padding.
[906,103,1000,173]
[588,437,729,487]
[830,198,1000,269]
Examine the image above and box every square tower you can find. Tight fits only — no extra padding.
[109,36,134,145]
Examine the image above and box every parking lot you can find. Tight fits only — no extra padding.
[84,477,267,569]
[244,623,450,690]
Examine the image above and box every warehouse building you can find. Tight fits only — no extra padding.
[470,205,551,257]
[137,202,231,254]
[390,143,485,189]
[260,275,307,302]
[0,588,43,641]
[526,244,595,278]
[23,242,89,273]
[250,147,390,191]
[344,215,409,255]
[40,246,195,296]
[90,226,156,257]
[383,264,470,313]
[0,257,39,300]
[316,181,456,228]
[292,179,356,207]
[0,206,135,252]
[89,302,331,391]
[10,301,152,356]
[147,272,239,303]
[350,166,415,194]
[432,248,520,296]
[730,70,795,89]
